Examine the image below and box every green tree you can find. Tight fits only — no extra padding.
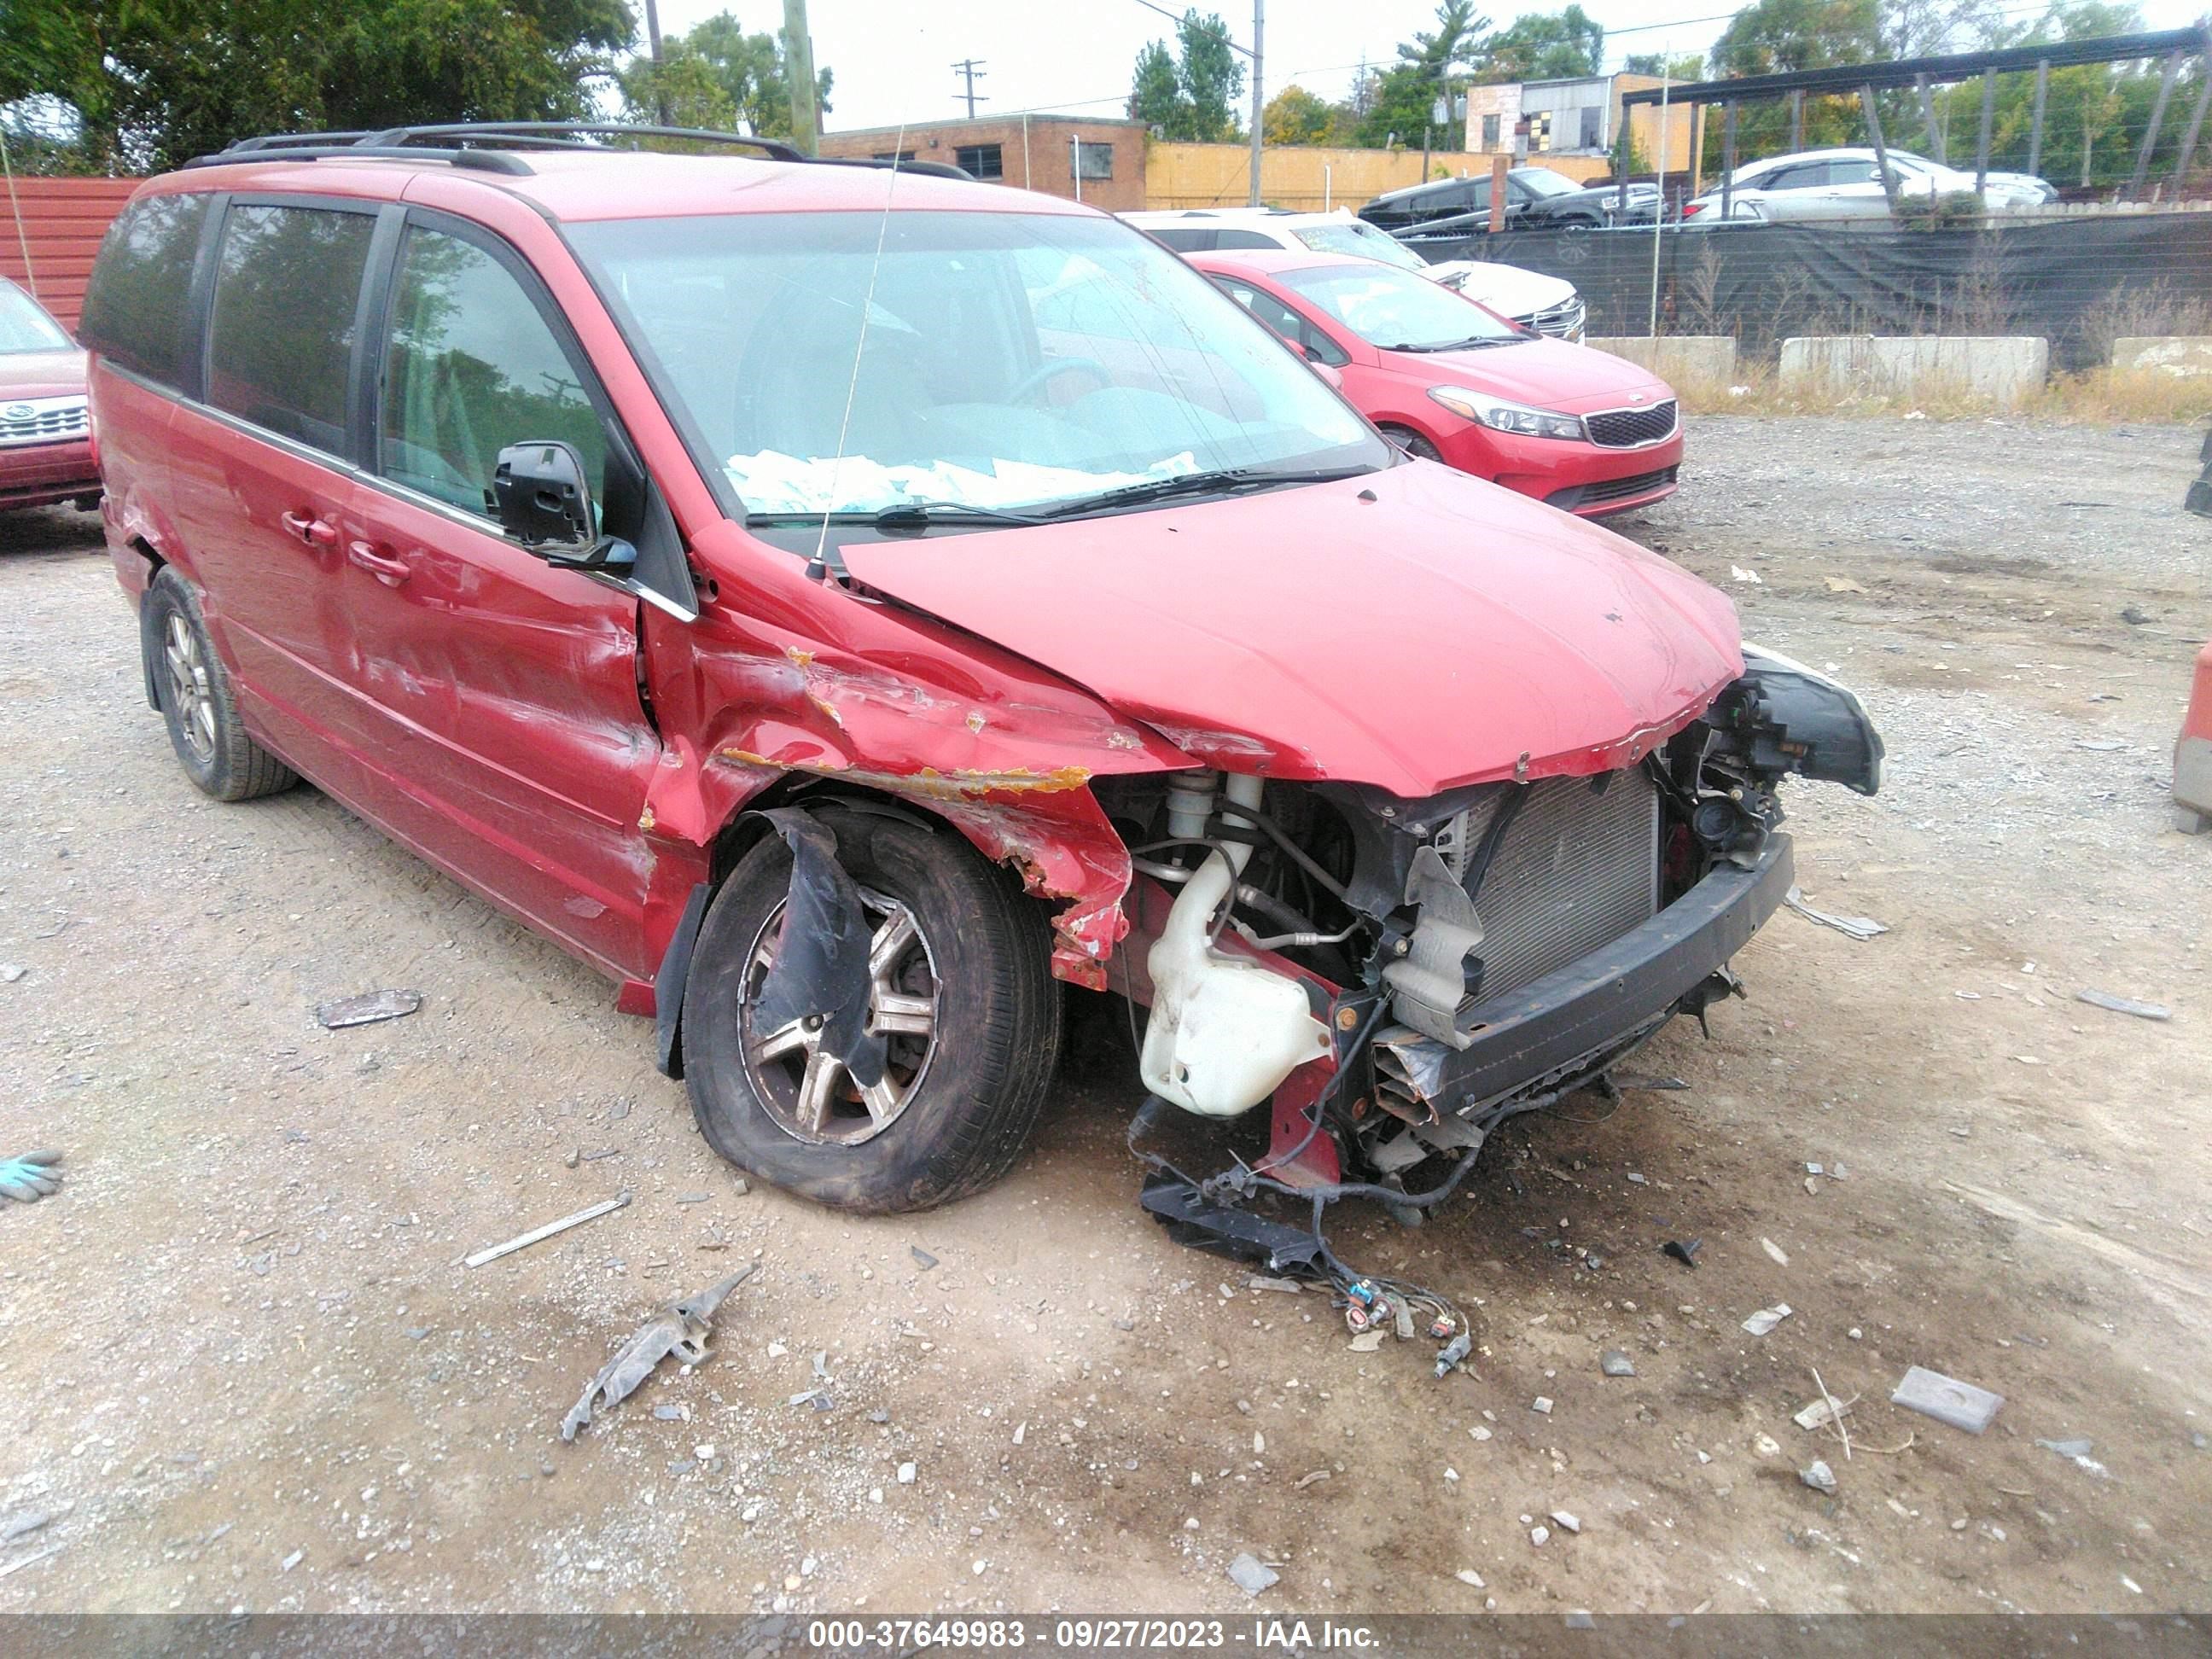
[1483,6,1605,82]
[616,10,831,138]
[1621,52,1706,79]
[1262,84,1346,146]
[1353,1,1489,148]
[1125,11,1245,143]
[1709,0,1883,76]
[0,0,635,172]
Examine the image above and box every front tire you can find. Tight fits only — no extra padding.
[682,805,1062,1213]
[1382,425,1443,463]
[144,569,297,801]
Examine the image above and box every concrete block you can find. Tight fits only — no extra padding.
[1586,335,1737,383]
[2111,336,2212,376]
[1778,335,2049,409]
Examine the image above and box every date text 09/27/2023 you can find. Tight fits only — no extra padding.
[805,1618,1383,1650]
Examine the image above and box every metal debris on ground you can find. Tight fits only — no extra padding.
[1434,1330,1472,1379]
[559,1266,757,1442]
[466,1193,631,1268]
[1226,1553,1278,1598]
[1794,1396,1853,1433]
[1742,1303,1794,1337]
[0,1150,62,1203]
[1531,1395,1553,1414]
[1248,1275,1303,1294]
[1784,886,1889,941]
[1801,1459,1838,1494]
[1662,1238,1701,1268]
[1601,1350,1636,1377]
[911,1246,938,1270]
[1890,1365,2004,1434]
[315,988,422,1029]
[2074,989,2172,1022]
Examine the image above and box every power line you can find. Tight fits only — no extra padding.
[952,58,988,119]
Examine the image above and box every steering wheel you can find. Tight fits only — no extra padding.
[1007,356,1112,406]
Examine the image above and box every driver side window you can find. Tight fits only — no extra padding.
[1211,278,1348,367]
[379,225,608,520]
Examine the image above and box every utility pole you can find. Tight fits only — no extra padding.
[643,0,670,126]
[1247,0,1264,206]
[781,0,819,156]
[952,59,987,119]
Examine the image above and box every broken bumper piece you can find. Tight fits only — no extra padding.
[1382,832,1795,1115]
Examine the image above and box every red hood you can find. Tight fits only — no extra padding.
[1407,336,1671,416]
[840,461,1742,798]
[0,348,88,400]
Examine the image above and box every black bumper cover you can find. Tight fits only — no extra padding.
[1429,832,1796,1108]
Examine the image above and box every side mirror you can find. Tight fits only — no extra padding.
[491,440,634,574]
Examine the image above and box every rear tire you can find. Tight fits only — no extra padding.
[144,569,297,801]
[682,805,1062,1213]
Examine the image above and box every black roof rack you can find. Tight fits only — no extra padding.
[186,121,971,181]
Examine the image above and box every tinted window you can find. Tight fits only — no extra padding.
[206,205,375,454]
[1213,229,1279,249]
[1146,226,1214,251]
[79,193,212,388]
[379,225,606,520]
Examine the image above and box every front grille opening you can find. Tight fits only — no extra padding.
[1545,465,1679,512]
[1584,400,1678,447]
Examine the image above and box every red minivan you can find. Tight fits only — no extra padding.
[1190,249,1683,516]
[84,125,1880,1216]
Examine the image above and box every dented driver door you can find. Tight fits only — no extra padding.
[336,214,660,981]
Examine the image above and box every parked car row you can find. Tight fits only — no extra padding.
[76,123,1880,1216]
[1681,146,2058,224]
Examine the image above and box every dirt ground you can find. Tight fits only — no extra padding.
[1,415,2208,1618]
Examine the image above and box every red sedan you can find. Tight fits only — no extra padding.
[1190,249,1682,516]
[0,276,100,513]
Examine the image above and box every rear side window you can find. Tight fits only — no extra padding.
[79,193,212,388]
[1146,227,1214,252]
[1212,230,1279,250]
[207,205,376,455]
[378,224,607,520]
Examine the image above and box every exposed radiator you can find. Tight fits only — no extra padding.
[1432,770,1660,1000]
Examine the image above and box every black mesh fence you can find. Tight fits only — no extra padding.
[1414,213,2212,375]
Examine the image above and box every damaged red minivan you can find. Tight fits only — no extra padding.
[86,125,1881,1214]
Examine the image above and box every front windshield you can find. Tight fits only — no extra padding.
[1279,263,1521,350]
[569,210,1382,519]
[0,283,71,354]
[1295,221,1428,272]
[1514,169,1582,199]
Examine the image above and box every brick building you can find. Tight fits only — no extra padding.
[817,114,1147,212]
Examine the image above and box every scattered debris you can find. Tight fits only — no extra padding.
[1784,885,1889,941]
[2035,1436,2093,1458]
[1550,1511,1580,1534]
[1248,1275,1303,1294]
[559,1266,756,1441]
[2075,989,2172,1022]
[1754,1433,1783,1458]
[0,964,24,984]
[1809,1366,1852,1460]
[911,1246,938,1271]
[1761,1237,1790,1266]
[1348,1330,1383,1353]
[1662,1238,1702,1268]
[1531,1396,1553,1415]
[1824,575,1868,593]
[467,1193,631,1268]
[1600,1350,1636,1377]
[1890,1365,2003,1435]
[1455,1569,1485,1587]
[1794,1397,1852,1433]
[0,1150,62,1204]
[0,1511,52,1543]
[315,988,422,1029]
[1801,1459,1838,1495]
[280,1548,304,1573]
[898,1462,917,1484]
[1468,1424,1492,1441]
[1294,1470,1330,1490]
[1742,1303,1794,1337]
[1226,1553,1278,1598]
[1731,565,1763,585]
[1434,1331,1472,1378]
[1612,1074,1689,1092]
[1012,1422,1026,1447]
[1529,1524,1551,1546]
[673,1191,711,1205]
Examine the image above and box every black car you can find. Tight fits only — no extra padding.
[1360,166,1656,240]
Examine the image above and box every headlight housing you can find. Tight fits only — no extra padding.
[1427,386,1586,441]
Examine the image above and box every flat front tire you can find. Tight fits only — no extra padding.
[144,569,297,801]
[682,806,1062,1213]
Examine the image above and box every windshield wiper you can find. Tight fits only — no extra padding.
[748,501,1051,532]
[1039,464,1372,519]
[1381,336,1511,352]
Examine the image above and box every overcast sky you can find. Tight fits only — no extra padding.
[644,0,2209,133]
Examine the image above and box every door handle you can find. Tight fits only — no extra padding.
[346,539,411,587]
[281,510,338,547]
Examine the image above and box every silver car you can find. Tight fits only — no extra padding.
[1681,147,2053,224]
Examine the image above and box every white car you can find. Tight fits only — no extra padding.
[1121,207,1586,341]
[1681,147,2053,224]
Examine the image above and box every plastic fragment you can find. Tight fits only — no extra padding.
[1890,1365,2004,1434]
